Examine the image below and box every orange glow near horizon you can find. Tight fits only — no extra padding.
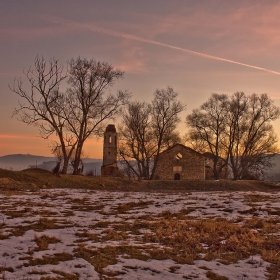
[0,134,103,158]
[0,134,39,139]
[1,126,280,158]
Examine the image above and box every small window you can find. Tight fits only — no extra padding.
[175,153,182,160]
[173,166,182,172]
[109,136,112,143]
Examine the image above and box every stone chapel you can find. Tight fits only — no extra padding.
[153,144,205,180]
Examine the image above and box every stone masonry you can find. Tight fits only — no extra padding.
[101,124,118,176]
[153,144,205,180]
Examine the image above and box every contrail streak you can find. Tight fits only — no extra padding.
[41,15,280,76]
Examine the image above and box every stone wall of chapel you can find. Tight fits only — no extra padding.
[154,145,205,180]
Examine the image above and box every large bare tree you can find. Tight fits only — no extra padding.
[186,92,280,180]
[10,56,75,174]
[227,92,280,179]
[66,57,131,175]
[119,86,186,179]
[11,56,130,175]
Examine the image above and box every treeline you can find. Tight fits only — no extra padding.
[11,56,280,179]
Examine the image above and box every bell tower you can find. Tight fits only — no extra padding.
[101,124,118,176]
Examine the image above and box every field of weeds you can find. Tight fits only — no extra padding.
[1,188,280,279]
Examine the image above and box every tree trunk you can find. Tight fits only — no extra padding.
[61,162,68,174]
[72,144,83,175]
[213,158,220,180]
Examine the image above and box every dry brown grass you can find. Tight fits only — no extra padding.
[75,230,99,242]
[0,232,10,240]
[74,244,149,276]
[206,271,229,280]
[11,217,70,236]
[2,207,32,219]
[72,214,280,279]
[22,252,73,267]
[0,266,14,280]
[34,234,61,251]
[110,200,154,215]
[28,269,48,276]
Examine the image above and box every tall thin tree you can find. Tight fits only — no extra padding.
[10,56,74,174]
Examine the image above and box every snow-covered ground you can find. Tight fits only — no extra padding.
[0,189,279,279]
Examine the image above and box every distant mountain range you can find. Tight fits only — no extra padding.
[0,154,54,170]
[0,154,103,175]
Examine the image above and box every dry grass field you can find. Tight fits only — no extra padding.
[1,168,280,279]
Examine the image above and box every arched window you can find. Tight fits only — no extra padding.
[174,173,181,180]
[109,136,112,143]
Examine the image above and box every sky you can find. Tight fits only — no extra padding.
[1,0,280,158]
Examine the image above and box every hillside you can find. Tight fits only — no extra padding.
[0,168,280,192]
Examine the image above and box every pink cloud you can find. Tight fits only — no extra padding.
[117,42,149,73]
[40,15,280,76]
[114,3,280,57]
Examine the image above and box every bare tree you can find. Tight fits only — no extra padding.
[186,92,280,180]
[10,56,75,174]
[69,149,87,175]
[227,93,280,179]
[50,142,76,174]
[150,86,186,178]
[186,93,229,179]
[51,143,63,174]
[118,101,155,179]
[119,86,185,179]
[10,56,130,175]
[65,57,131,175]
